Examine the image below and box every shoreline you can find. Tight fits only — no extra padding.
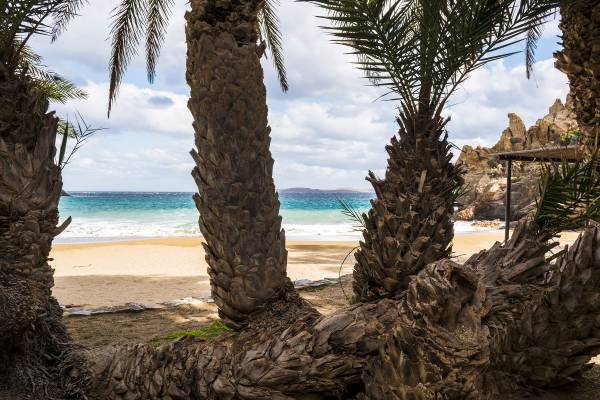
[51,230,580,312]
[53,226,504,246]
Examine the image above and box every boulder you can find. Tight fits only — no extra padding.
[492,113,527,152]
[456,98,578,221]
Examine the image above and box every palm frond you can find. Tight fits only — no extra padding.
[57,120,69,166]
[15,42,87,102]
[50,0,88,41]
[34,75,87,103]
[145,0,174,83]
[304,0,561,116]
[14,41,87,102]
[1,0,89,68]
[107,0,289,114]
[108,0,149,115]
[534,155,600,235]
[56,112,104,169]
[258,0,288,92]
[338,197,367,231]
[524,21,543,79]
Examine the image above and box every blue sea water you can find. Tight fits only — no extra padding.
[57,191,492,243]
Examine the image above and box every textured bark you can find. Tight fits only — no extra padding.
[89,222,600,399]
[363,261,488,400]
[486,226,600,390]
[89,269,451,399]
[186,0,290,329]
[555,0,600,145]
[358,223,600,399]
[353,108,464,302]
[0,68,89,398]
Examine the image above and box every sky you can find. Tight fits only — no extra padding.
[33,1,570,192]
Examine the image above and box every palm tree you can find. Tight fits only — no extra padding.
[554,1,600,147]
[306,0,560,302]
[107,0,293,329]
[0,1,90,398]
[89,174,600,399]
[87,1,600,397]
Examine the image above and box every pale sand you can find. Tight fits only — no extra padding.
[51,230,581,309]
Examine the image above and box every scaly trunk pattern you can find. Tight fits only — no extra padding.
[0,67,89,398]
[353,106,464,302]
[484,227,600,390]
[555,0,600,145]
[186,0,291,329]
[89,222,600,399]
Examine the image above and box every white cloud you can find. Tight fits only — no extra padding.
[37,1,569,191]
[445,59,568,147]
[55,82,193,138]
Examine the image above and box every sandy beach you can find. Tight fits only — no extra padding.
[51,230,581,310]
[57,232,599,400]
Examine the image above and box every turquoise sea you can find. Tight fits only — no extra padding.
[57,191,491,243]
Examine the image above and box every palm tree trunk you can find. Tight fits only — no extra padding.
[186,0,293,329]
[488,226,600,390]
[362,222,600,399]
[555,0,600,146]
[353,106,463,302]
[89,222,600,399]
[0,66,89,399]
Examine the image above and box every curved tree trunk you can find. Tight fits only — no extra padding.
[186,0,291,330]
[555,0,600,145]
[486,227,600,390]
[89,222,600,399]
[353,106,464,302]
[0,67,89,398]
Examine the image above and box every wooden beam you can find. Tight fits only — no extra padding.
[505,159,512,243]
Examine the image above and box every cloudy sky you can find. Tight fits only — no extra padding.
[33,2,569,191]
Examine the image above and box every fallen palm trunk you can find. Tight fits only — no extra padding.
[487,227,600,390]
[89,223,600,399]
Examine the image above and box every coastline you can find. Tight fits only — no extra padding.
[51,230,580,312]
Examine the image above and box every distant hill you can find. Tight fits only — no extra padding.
[280,187,365,193]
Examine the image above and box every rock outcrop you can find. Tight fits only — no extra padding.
[456,98,578,221]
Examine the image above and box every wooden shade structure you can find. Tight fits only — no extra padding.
[492,145,583,241]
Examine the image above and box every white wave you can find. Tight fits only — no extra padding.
[454,220,501,234]
[57,217,499,243]
[58,219,200,239]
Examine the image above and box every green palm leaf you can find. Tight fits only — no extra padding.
[0,0,87,68]
[51,0,88,41]
[258,0,288,92]
[304,0,560,117]
[108,0,149,115]
[146,0,174,83]
[534,155,600,234]
[15,42,87,102]
[33,74,87,103]
[107,0,288,113]
[56,113,104,169]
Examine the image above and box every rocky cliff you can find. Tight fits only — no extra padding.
[456,97,578,221]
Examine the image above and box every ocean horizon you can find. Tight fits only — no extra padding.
[57,191,497,243]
